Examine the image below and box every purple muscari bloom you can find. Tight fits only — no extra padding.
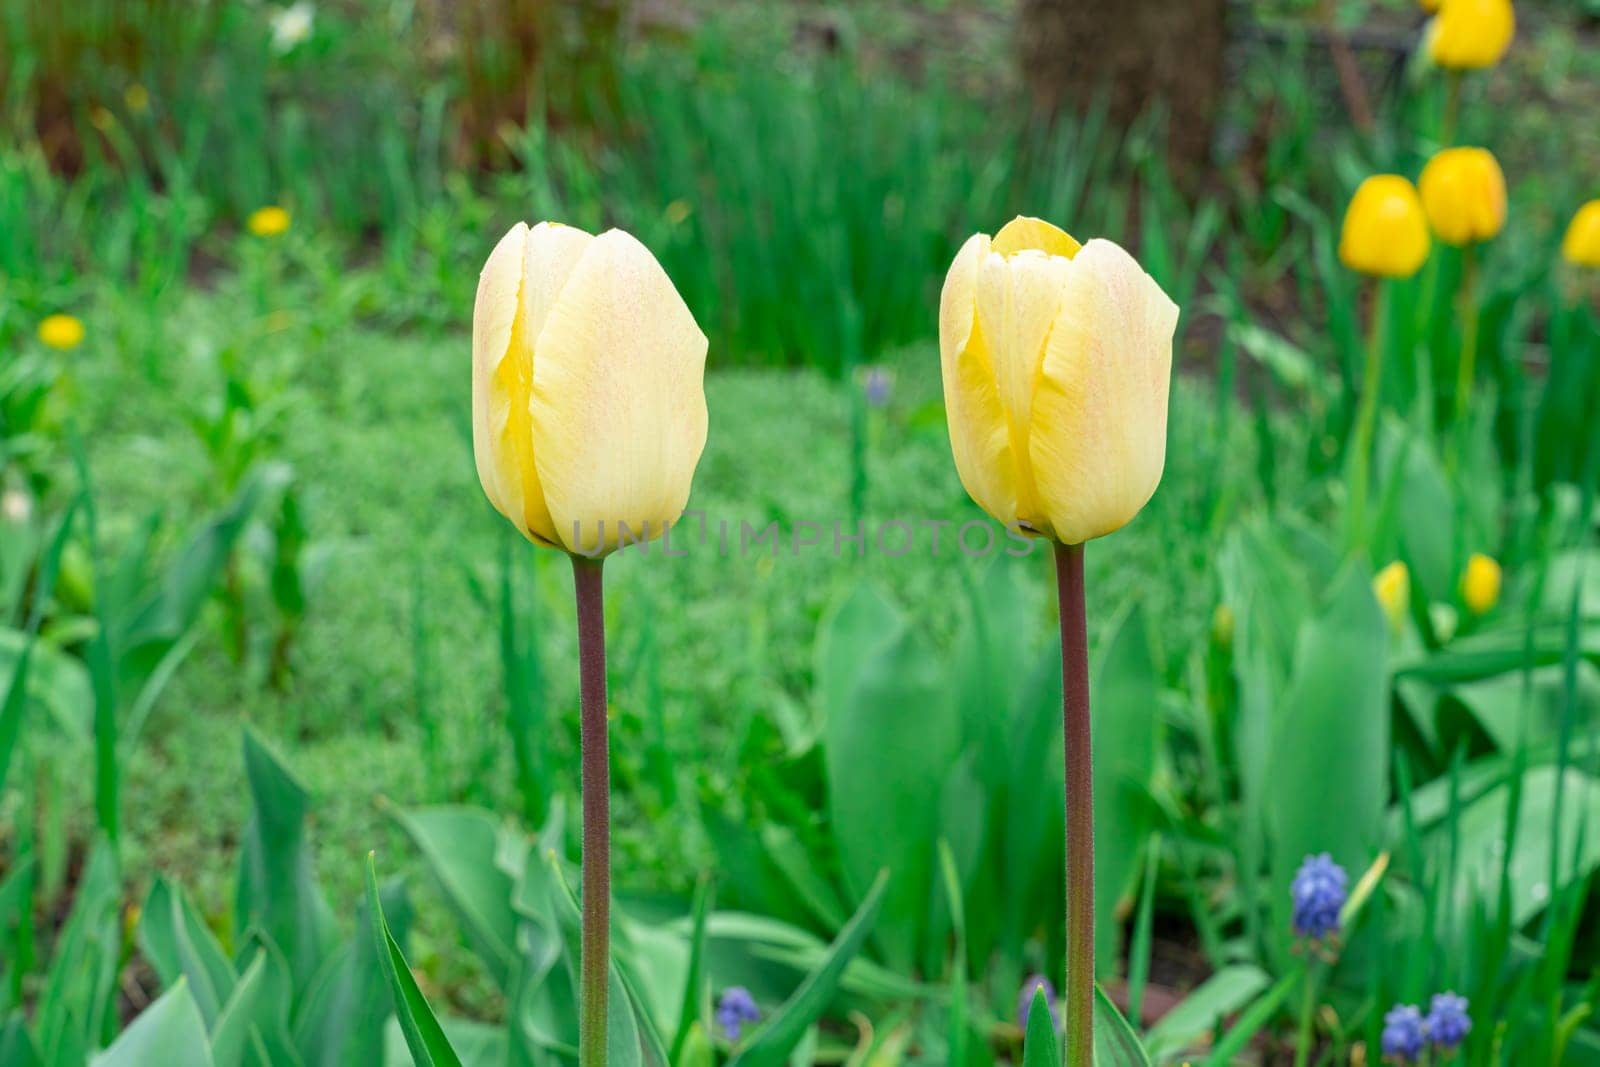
[715,986,760,1041]
[1382,1004,1427,1063]
[1291,853,1348,939]
[863,366,892,408]
[1427,991,1471,1049]
[1017,974,1060,1033]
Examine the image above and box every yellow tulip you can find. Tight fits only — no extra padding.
[1426,0,1514,70]
[1212,603,1235,649]
[1562,200,1600,268]
[472,221,708,556]
[37,313,85,351]
[1339,176,1431,278]
[1419,147,1506,246]
[1374,561,1410,632]
[938,216,1178,546]
[1420,0,1442,11]
[1460,553,1501,614]
[247,206,291,238]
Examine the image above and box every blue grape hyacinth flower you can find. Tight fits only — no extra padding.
[1291,852,1348,940]
[715,986,760,1041]
[1017,974,1060,1033]
[1382,1004,1427,1063]
[1427,991,1471,1050]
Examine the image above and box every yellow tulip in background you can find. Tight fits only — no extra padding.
[938,215,1178,547]
[472,221,709,556]
[1375,561,1411,633]
[37,314,85,351]
[1426,0,1515,70]
[1339,176,1431,278]
[1461,553,1502,614]
[1419,147,1506,246]
[1563,201,1600,268]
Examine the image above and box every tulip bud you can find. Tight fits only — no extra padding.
[938,216,1178,546]
[1425,0,1514,70]
[1374,561,1410,633]
[1562,201,1600,268]
[1460,552,1501,615]
[1339,176,1431,278]
[471,221,709,556]
[1418,147,1506,246]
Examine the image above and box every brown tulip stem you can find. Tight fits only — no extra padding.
[1451,242,1481,470]
[1054,541,1094,1067]
[1346,281,1387,553]
[572,554,610,1067]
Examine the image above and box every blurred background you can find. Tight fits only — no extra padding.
[3,0,1600,1063]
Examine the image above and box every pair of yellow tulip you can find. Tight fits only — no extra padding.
[1338,147,1506,278]
[472,217,1178,556]
[1374,553,1501,632]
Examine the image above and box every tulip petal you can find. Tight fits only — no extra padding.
[939,233,1021,526]
[976,248,1070,524]
[472,221,596,546]
[1029,239,1178,545]
[530,229,709,555]
[472,222,534,538]
[992,215,1082,259]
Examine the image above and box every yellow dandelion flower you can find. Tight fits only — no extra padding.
[38,314,85,351]
[247,205,292,238]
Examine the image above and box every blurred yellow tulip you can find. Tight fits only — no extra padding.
[1420,0,1442,10]
[938,216,1178,546]
[472,221,709,556]
[1562,201,1600,268]
[1460,553,1502,614]
[37,313,85,351]
[1374,561,1410,632]
[1426,0,1514,70]
[1339,176,1431,278]
[1212,603,1235,649]
[247,206,291,238]
[1419,147,1506,246]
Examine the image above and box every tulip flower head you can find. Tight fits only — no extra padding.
[247,206,291,238]
[1375,561,1411,632]
[1291,853,1348,941]
[1427,992,1472,1050]
[1340,176,1431,278]
[1426,0,1515,70]
[1460,553,1501,614]
[938,216,1178,546]
[1563,201,1600,268]
[472,221,709,556]
[37,313,85,351]
[1382,1004,1427,1063]
[1419,147,1506,246]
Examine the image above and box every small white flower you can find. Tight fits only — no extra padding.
[270,2,314,53]
[2,490,32,525]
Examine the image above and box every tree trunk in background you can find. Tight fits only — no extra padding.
[1019,0,1227,172]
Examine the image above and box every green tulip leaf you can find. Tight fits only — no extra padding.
[364,853,462,1067]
